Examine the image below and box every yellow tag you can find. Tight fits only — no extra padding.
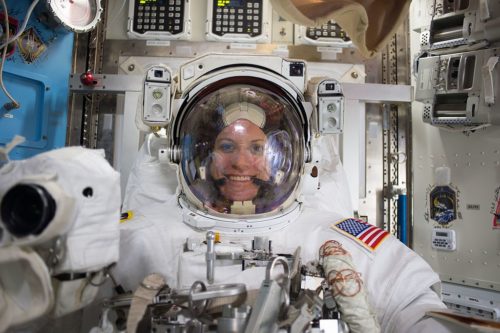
[120,211,134,223]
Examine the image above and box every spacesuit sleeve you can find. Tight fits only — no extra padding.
[372,238,448,333]
[390,288,456,333]
[122,136,178,212]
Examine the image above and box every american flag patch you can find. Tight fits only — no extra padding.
[332,218,389,251]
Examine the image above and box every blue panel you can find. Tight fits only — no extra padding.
[0,0,74,160]
[397,194,408,245]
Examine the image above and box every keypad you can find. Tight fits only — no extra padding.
[133,0,184,35]
[305,20,350,42]
[212,0,262,37]
[433,238,452,249]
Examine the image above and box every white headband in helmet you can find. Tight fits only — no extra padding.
[222,102,266,128]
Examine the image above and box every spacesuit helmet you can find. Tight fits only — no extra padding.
[176,84,305,216]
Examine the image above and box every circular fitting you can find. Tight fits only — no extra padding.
[167,146,181,164]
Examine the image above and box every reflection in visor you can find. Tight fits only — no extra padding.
[179,85,304,215]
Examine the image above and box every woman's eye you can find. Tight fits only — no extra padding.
[250,144,264,155]
[218,142,235,153]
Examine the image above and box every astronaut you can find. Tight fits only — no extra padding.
[115,84,454,333]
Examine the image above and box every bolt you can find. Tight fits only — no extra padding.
[351,72,359,79]
[128,64,135,71]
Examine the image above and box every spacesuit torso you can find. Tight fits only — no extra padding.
[114,138,448,333]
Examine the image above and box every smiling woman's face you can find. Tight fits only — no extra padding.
[179,85,305,215]
[210,119,270,202]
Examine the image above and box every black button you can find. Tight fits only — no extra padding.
[289,63,304,77]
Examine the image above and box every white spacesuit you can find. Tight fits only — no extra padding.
[0,146,121,332]
[114,85,454,333]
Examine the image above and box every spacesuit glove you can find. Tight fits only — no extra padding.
[320,240,380,333]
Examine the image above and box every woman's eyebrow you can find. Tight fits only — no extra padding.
[216,137,235,142]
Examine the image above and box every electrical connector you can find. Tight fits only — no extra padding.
[3,101,20,110]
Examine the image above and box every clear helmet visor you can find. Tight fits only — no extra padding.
[178,84,305,215]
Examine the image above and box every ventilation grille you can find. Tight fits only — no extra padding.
[421,31,430,47]
[431,38,467,50]
[432,117,472,125]
[423,105,431,120]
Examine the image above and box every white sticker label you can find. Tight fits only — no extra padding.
[146,40,171,47]
[317,46,342,53]
[230,43,257,50]
[419,68,432,91]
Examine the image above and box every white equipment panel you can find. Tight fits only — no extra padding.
[142,66,172,127]
[410,0,500,292]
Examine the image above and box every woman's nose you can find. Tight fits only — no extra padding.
[231,150,252,169]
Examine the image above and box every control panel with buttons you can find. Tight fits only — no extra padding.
[295,20,352,47]
[128,0,190,40]
[431,228,457,251]
[206,0,270,43]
